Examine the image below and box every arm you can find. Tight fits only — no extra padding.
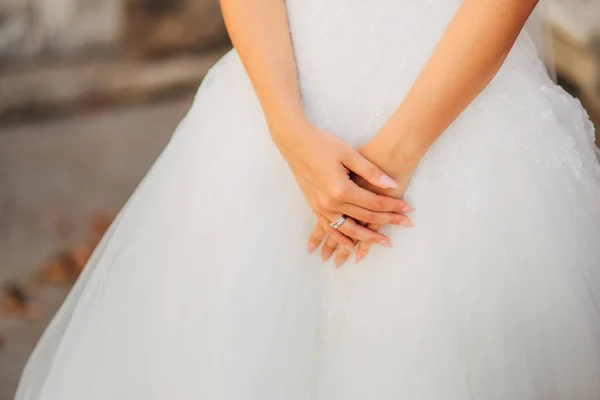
[365,0,540,176]
[220,0,414,250]
[320,0,540,266]
[220,0,304,141]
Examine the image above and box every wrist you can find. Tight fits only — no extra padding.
[266,110,316,155]
[365,129,427,177]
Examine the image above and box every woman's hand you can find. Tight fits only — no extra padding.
[345,172,412,265]
[272,118,413,251]
[306,137,417,266]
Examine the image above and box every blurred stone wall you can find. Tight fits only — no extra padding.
[0,0,227,64]
[125,0,227,57]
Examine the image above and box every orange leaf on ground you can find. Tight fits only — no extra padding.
[1,282,39,319]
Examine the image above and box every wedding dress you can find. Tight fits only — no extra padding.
[15,1,600,399]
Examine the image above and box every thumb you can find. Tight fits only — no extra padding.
[343,151,398,189]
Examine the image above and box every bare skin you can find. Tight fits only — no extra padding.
[309,0,541,266]
[220,0,413,250]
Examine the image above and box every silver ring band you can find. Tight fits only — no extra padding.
[330,216,347,230]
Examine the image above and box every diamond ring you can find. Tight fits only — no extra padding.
[330,216,347,230]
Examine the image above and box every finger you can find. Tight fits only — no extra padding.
[355,223,383,264]
[308,223,327,253]
[334,217,392,245]
[347,187,413,214]
[341,204,413,226]
[321,236,339,261]
[341,151,398,189]
[317,215,355,251]
[334,246,352,268]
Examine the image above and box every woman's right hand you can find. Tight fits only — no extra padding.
[270,117,413,251]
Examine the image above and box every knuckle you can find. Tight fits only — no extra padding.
[367,166,379,179]
[341,149,354,162]
[321,197,336,210]
[366,212,381,224]
[328,230,341,241]
[353,212,368,223]
[341,224,355,236]
[333,230,347,242]
[325,226,337,236]
[382,199,397,212]
[372,199,385,212]
[309,236,321,245]
[388,200,400,212]
[383,214,395,224]
[330,185,347,201]
[395,201,406,212]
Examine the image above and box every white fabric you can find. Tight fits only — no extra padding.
[15,1,600,399]
[525,1,556,80]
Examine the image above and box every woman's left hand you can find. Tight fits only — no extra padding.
[307,139,417,267]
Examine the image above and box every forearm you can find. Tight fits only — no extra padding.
[220,0,307,137]
[372,0,539,174]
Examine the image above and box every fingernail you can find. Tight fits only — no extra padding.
[335,258,345,268]
[402,205,414,213]
[307,243,317,253]
[321,251,332,261]
[379,239,393,247]
[379,174,398,189]
[401,220,415,227]
[355,253,365,264]
[344,244,355,252]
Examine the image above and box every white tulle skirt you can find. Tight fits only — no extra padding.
[15,1,600,399]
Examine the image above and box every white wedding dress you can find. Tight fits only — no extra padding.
[15,1,600,399]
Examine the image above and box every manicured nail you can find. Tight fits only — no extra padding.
[335,258,345,268]
[307,243,317,253]
[355,253,365,264]
[321,250,332,261]
[401,220,415,227]
[379,239,393,247]
[379,174,398,189]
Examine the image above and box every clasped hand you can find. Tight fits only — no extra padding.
[272,119,414,267]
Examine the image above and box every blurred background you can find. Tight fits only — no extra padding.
[0,1,599,398]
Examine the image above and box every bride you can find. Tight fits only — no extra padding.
[15,0,600,399]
